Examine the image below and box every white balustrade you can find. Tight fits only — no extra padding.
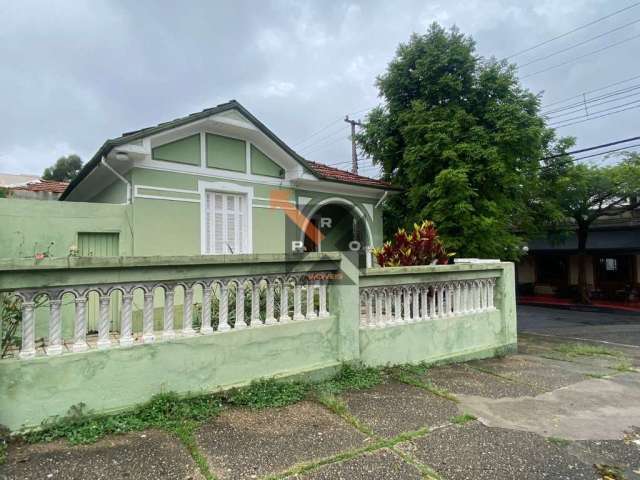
[360,277,498,328]
[11,273,331,360]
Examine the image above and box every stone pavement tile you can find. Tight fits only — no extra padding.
[466,354,604,392]
[398,421,597,480]
[0,429,202,480]
[341,381,458,438]
[291,448,422,480]
[195,401,366,480]
[568,429,640,480]
[423,364,538,399]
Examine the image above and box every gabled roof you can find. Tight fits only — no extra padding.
[60,100,398,199]
[11,179,69,193]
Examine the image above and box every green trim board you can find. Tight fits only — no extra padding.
[251,144,284,178]
[206,133,246,172]
[151,134,201,166]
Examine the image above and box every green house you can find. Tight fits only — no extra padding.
[25,100,396,265]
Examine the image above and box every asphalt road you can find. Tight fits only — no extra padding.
[518,304,640,347]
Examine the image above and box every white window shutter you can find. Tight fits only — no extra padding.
[205,190,248,255]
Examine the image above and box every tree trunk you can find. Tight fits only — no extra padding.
[576,225,590,304]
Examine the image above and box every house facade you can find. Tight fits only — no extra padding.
[0,101,397,263]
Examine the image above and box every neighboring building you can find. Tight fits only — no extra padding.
[8,179,69,201]
[517,213,640,301]
[0,100,398,264]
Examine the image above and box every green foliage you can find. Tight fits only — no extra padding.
[0,294,22,358]
[547,436,571,447]
[0,187,10,198]
[42,154,83,182]
[316,363,383,395]
[450,413,476,425]
[390,364,458,402]
[24,392,222,445]
[357,23,571,260]
[372,220,453,267]
[553,343,622,358]
[227,379,309,409]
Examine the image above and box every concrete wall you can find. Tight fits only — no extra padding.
[0,256,516,431]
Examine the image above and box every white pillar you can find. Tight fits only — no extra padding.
[385,290,392,324]
[293,281,304,321]
[47,299,63,355]
[421,287,429,320]
[19,301,36,359]
[279,281,291,322]
[438,284,445,318]
[97,295,112,349]
[182,287,195,336]
[120,293,134,347]
[163,289,176,339]
[142,291,155,343]
[366,291,375,328]
[265,281,277,325]
[394,289,403,324]
[375,290,384,327]
[488,278,496,310]
[318,281,329,318]
[403,287,411,323]
[201,286,213,334]
[236,282,246,329]
[306,281,317,320]
[251,282,262,326]
[412,288,420,322]
[218,283,230,331]
[73,296,89,352]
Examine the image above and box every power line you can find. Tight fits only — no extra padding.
[572,142,640,161]
[297,125,347,152]
[542,83,640,115]
[542,135,640,160]
[517,18,640,69]
[546,89,640,120]
[542,73,640,108]
[291,104,376,147]
[551,102,640,128]
[505,2,640,59]
[521,32,640,79]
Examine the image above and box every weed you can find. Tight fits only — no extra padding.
[170,421,215,480]
[24,392,222,445]
[450,413,476,425]
[227,378,309,409]
[390,367,458,402]
[315,391,374,436]
[315,363,383,396]
[547,436,571,447]
[613,359,635,373]
[586,373,607,379]
[594,463,627,480]
[553,343,622,358]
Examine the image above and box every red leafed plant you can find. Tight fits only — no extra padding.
[372,220,453,267]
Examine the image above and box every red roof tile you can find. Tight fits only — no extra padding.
[305,161,397,189]
[11,179,69,193]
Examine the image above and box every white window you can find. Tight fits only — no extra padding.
[205,191,248,254]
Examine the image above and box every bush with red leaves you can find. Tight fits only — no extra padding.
[372,220,453,267]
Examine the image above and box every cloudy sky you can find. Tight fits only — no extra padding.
[1,0,639,178]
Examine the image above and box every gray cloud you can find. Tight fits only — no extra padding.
[1,0,638,176]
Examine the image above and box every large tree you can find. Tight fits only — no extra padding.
[545,154,640,303]
[42,154,83,182]
[357,23,569,260]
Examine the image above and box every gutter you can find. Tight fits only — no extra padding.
[100,157,132,204]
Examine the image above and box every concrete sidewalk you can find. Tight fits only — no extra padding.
[2,333,640,480]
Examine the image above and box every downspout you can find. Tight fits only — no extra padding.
[101,157,132,204]
[375,190,389,209]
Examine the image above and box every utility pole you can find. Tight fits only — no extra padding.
[344,115,362,174]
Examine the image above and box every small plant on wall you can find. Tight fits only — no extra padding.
[372,220,453,267]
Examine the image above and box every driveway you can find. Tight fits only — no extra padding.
[518,304,640,347]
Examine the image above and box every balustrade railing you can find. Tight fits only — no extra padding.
[12,275,331,360]
[359,277,497,328]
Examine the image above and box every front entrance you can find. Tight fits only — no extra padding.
[593,254,636,300]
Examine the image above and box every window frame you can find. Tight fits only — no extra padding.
[198,181,253,255]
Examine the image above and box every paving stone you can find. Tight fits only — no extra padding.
[569,427,640,479]
[195,401,366,480]
[341,381,458,437]
[424,364,538,398]
[466,354,600,392]
[0,429,202,480]
[292,448,422,479]
[398,421,597,480]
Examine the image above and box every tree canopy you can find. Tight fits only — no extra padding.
[357,23,571,260]
[42,154,83,182]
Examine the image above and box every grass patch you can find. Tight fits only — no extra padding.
[314,391,374,436]
[585,373,608,379]
[390,366,459,403]
[613,359,635,373]
[226,379,309,409]
[171,421,216,480]
[594,463,627,480]
[315,363,383,396]
[547,436,571,447]
[553,343,622,358]
[450,413,476,425]
[24,392,223,445]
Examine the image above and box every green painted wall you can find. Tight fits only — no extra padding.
[152,134,201,166]
[0,198,133,259]
[251,145,284,178]
[0,257,516,431]
[206,133,246,172]
[90,178,126,204]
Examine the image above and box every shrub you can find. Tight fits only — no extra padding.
[372,220,453,267]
